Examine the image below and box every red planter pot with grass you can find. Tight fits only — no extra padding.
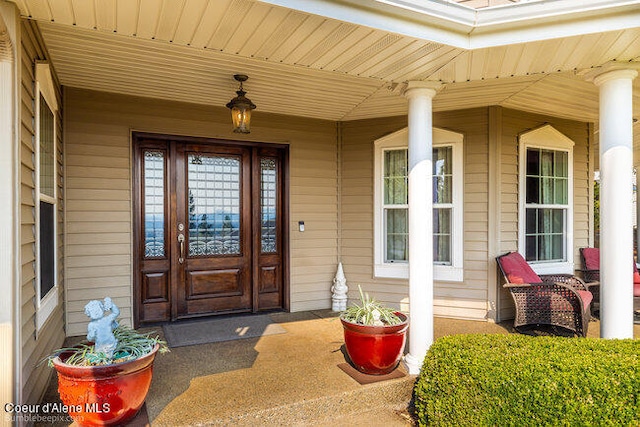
[341,312,408,375]
[340,286,409,375]
[46,297,168,427]
[52,344,159,426]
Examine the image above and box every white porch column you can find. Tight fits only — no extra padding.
[593,68,637,339]
[403,81,440,375]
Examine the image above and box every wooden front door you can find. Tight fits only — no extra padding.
[133,134,288,324]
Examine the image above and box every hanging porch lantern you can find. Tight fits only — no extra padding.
[226,74,256,134]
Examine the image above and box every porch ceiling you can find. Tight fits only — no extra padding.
[12,0,640,129]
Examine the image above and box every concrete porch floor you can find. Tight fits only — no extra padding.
[39,310,639,426]
[148,310,424,426]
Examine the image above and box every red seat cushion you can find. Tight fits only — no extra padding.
[633,263,640,284]
[499,252,542,284]
[581,248,600,270]
[582,247,640,284]
[576,290,593,311]
[634,283,640,297]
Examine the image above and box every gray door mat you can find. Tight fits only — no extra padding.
[162,314,287,348]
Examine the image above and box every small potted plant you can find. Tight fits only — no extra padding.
[46,297,168,426]
[340,286,408,375]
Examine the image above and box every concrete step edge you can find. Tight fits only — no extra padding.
[209,374,416,426]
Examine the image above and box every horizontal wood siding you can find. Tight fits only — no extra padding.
[498,108,591,320]
[340,116,405,305]
[19,20,65,405]
[340,108,490,320]
[65,87,337,335]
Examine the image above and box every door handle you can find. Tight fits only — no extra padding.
[178,233,185,264]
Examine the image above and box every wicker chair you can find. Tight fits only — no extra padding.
[497,252,594,337]
[580,247,602,313]
[579,247,601,283]
[579,247,640,315]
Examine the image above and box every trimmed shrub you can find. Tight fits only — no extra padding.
[414,334,639,426]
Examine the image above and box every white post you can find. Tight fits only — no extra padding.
[403,81,440,375]
[593,68,637,339]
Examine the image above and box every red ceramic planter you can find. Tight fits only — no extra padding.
[341,312,408,375]
[52,344,159,426]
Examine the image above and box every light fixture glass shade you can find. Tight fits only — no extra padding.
[229,102,253,133]
[226,75,256,134]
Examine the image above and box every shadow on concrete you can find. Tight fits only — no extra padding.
[143,322,262,420]
[147,310,343,421]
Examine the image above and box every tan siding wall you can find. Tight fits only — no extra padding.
[497,107,591,320]
[340,116,404,304]
[340,109,490,320]
[64,88,338,335]
[19,20,65,404]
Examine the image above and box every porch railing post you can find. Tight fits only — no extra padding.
[403,81,441,375]
[591,66,638,339]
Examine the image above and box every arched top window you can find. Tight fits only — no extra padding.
[518,124,574,274]
[373,127,464,282]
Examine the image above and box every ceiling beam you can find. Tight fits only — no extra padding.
[257,0,640,49]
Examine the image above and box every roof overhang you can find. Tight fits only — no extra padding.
[8,0,640,137]
[258,0,640,48]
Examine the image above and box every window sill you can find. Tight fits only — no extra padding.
[36,286,58,332]
[529,261,574,276]
[374,263,463,282]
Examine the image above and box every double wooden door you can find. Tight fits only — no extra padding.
[133,134,288,324]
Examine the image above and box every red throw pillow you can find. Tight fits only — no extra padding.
[500,252,542,284]
[582,248,640,283]
[576,290,593,311]
[581,248,600,270]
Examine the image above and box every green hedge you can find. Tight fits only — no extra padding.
[414,334,639,426]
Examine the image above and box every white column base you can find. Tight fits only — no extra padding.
[403,352,425,375]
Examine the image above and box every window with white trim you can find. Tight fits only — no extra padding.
[35,62,59,331]
[374,128,464,281]
[518,125,574,275]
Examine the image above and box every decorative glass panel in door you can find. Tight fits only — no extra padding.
[143,151,166,258]
[255,152,284,311]
[260,158,277,253]
[187,154,241,256]
[136,144,170,324]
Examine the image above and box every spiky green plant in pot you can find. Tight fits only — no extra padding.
[46,325,169,367]
[340,285,403,326]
